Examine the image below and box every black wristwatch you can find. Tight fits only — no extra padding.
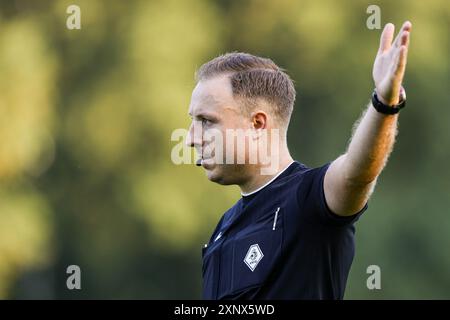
[371,89,406,115]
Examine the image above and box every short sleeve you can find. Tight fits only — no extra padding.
[298,162,368,226]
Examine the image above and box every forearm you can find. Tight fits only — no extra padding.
[323,22,411,216]
[343,102,399,184]
[341,21,411,185]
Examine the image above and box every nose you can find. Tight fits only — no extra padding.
[185,121,202,148]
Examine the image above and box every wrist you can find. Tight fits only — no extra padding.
[371,88,406,115]
[375,86,406,106]
[376,93,397,106]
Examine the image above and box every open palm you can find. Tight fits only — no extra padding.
[373,21,412,106]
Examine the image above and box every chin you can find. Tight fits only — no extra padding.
[206,167,223,184]
[205,165,231,185]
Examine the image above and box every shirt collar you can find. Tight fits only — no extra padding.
[241,161,296,197]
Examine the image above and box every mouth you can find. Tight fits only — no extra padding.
[200,157,215,168]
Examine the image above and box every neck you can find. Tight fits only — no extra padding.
[239,148,294,195]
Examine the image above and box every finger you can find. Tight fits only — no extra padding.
[401,31,410,47]
[400,86,406,100]
[389,31,410,59]
[379,23,395,53]
[402,21,412,32]
[394,45,408,78]
[392,21,412,50]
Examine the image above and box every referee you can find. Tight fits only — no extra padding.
[186,22,411,299]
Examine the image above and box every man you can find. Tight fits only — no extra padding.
[186,22,411,299]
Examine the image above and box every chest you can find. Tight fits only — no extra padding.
[202,201,293,299]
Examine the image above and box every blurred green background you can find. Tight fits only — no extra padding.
[0,0,448,299]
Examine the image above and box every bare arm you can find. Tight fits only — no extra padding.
[324,21,412,216]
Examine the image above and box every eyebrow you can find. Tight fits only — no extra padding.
[188,111,218,120]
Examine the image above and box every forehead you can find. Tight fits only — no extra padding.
[189,75,236,116]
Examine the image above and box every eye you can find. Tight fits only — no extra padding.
[202,118,212,126]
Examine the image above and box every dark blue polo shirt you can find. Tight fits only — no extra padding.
[201,161,368,299]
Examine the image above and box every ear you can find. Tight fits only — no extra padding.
[250,111,268,140]
[251,111,268,130]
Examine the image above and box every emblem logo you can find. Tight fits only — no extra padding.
[244,244,264,272]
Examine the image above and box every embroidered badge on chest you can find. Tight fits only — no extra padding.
[244,244,264,272]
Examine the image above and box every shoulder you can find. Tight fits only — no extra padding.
[270,161,312,187]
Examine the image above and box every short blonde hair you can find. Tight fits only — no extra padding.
[196,52,296,126]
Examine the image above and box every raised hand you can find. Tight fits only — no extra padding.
[373,21,412,106]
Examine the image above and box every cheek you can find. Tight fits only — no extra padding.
[206,126,226,158]
[210,116,252,163]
